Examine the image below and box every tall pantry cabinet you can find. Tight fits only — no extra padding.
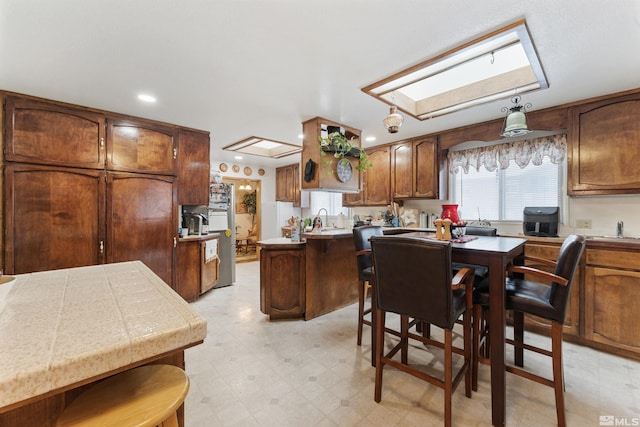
[2,94,179,286]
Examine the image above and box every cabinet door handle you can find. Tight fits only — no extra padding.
[100,137,105,148]
[174,237,177,248]
[99,240,104,254]
[173,148,177,159]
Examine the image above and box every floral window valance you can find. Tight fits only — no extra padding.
[448,134,567,174]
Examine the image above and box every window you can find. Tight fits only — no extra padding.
[310,192,349,217]
[448,134,566,222]
[450,157,563,221]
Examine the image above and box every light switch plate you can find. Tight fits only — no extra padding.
[576,219,592,229]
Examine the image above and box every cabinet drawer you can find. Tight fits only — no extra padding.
[586,248,640,270]
[524,243,560,260]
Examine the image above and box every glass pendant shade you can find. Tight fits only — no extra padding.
[501,96,532,137]
[383,106,404,133]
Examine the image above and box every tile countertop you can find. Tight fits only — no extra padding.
[0,261,207,410]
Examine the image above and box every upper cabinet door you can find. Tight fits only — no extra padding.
[177,128,210,205]
[106,119,177,175]
[364,146,391,206]
[413,137,438,198]
[4,96,105,169]
[569,93,640,195]
[391,143,412,199]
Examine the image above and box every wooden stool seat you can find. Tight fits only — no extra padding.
[56,364,189,427]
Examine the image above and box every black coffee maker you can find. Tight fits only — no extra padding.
[523,207,559,237]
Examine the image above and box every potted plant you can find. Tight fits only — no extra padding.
[242,190,257,227]
[317,132,372,174]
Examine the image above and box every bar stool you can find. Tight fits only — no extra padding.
[56,364,189,427]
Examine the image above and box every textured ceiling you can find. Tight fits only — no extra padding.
[1,0,639,168]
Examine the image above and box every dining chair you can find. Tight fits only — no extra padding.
[352,225,383,346]
[451,226,497,281]
[370,235,475,427]
[472,234,586,427]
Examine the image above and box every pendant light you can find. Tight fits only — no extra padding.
[383,106,404,133]
[501,95,532,137]
[383,92,404,134]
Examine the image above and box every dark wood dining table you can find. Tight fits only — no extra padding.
[369,232,527,427]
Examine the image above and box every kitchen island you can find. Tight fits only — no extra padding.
[257,229,359,320]
[0,261,207,427]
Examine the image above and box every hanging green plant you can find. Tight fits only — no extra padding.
[317,132,372,174]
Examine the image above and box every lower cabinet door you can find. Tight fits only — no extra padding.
[584,266,640,355]
[4,164,105,274]
[260,248,305,319]
[107,172,177,287]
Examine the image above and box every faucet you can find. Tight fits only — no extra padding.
[617,220,624,238]
[315,208,329,230]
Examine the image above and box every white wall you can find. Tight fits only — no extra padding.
[350,194,640,238]
[211,161,279,240]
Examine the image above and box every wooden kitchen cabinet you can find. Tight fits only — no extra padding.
[363,145,390,206]
[3,164,106,274]
[107,172,177,287]
[584,247,640,358]
[301,117,361,193]
[391,137,438,199]
[342,145,390,206]
[4,96,105,169]
[259,244,306,319]
[568,92,640,195]
[276,163,295,202]
[177,235,219,302]
[177,128,210,205]
[521,241,581,337]
[1,91,212,298]
[106,119,177,175]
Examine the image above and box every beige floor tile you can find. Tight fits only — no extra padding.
[184,261,640,426]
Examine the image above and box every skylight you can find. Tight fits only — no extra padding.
[362,20,548,120]
[223,136,302,159]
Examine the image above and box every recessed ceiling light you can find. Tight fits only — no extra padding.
[234,155,243,160]
[365,136,377,142]
[137,94,157,103]
[298,134,304,139]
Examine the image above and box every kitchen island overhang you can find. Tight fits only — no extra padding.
[0,261,207,426]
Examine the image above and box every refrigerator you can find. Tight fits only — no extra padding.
[208,182,236,288]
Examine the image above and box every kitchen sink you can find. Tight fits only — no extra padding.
[586,235,640,242]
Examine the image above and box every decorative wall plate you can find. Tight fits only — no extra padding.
[336,159,353,183]
[244,166,252,176]
[219,163,228,172]
[232,164,240,173]
[258,168,265,176]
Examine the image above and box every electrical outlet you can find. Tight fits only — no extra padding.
[576,219,592,229]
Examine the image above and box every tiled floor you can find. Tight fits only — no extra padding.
[185,261,640,426]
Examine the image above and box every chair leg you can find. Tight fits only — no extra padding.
[463,309,472,398]
[400,314,409,365]
[444,328,453,427]
[513,310,525,367]
[357,280,366,346]
[374,309,385,403]
[472,304,481,392]
[552,322,566,427]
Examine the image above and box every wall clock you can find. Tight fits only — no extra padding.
[336,159,353,183]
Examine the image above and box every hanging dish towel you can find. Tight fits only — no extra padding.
[205,239,218,263]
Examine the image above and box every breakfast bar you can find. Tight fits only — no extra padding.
[258,229,359,320]
[0,261,207,427]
